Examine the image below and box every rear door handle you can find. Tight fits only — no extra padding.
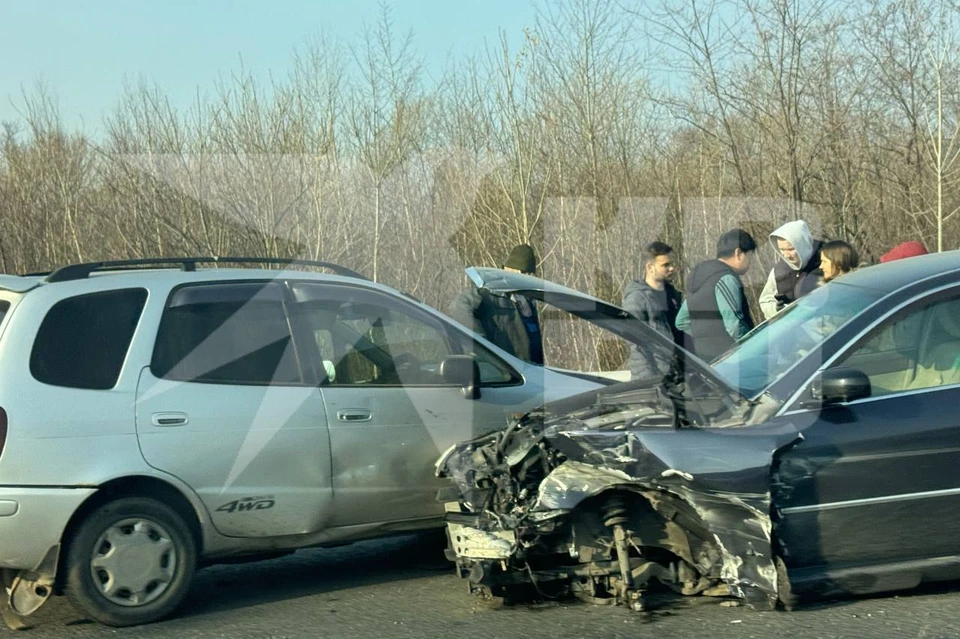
[151,412,189,427]
[337,410,372,422]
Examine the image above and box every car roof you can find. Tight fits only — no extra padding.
[0,265,407,300]
[835,249,960,293]
[0,275,45,294]
[77,267,398,295]
[1,256,379,293]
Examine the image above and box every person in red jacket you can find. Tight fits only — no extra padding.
[879,241,928,263]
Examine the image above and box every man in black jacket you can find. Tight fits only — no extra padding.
[447,244,544,365]
[622,241,683,380]
[676,229,757,362]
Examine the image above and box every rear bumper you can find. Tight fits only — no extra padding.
[0,487,95,569]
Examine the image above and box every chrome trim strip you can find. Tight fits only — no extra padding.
[781,486,960,515]
[831,444,960,463]
[777,280,960,417]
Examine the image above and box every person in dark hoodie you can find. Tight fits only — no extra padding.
[675,229,757,361]
[447,244,544,365]
[759,219,823,320]
[622,241,684,380]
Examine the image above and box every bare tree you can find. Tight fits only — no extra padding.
[2,0,960,370]
[346,2,425,282]
[919,0,960,251]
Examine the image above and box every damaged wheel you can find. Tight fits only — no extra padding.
[64,497,197,627]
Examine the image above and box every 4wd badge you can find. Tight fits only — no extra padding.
[217,496,276,514]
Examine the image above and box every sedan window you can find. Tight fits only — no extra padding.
[712,283,886,397]
[833,295,960,396]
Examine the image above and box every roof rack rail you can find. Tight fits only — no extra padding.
[43,257,367,283]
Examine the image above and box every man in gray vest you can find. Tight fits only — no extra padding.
[675,229,757,362]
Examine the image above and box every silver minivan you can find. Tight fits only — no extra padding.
[0,258,633,627]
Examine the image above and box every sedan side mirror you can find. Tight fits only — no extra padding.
[441,355,481,400]
[811,367,871,405]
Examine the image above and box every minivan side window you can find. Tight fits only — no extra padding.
[294,290,456,386]
[151,282,301,385]
[30,289,148,390]
[290,283,521,386]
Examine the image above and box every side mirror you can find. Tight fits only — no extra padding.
[441,355,481,400]
[811,367,871,405]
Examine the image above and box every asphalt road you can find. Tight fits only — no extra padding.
[4,532,960,639]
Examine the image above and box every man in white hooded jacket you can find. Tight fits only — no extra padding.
[759,220,823,320]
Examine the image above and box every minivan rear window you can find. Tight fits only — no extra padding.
[30,289,148,390]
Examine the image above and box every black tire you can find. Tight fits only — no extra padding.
[64,497,197,627]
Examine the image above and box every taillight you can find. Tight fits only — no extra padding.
[0,407,7,458]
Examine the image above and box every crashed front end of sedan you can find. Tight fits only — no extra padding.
[436,375,800,611]
[436,268,804,611]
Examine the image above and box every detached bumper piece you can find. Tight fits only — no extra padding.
[1,545,59,630]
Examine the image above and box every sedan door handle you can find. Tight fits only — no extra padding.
[337,409,372,422]
[151,412,189,427]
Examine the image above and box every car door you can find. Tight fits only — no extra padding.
[287,281,552,528]
[135,280,333,538]
[774,287,960,580]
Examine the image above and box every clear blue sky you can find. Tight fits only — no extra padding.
[0,0,539,135]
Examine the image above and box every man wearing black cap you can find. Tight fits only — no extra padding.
[447,244,544,364]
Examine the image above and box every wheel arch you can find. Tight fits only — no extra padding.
[547,478,781,606]
[55,475,204,592]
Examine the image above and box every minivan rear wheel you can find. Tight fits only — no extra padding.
[64,497,196,627]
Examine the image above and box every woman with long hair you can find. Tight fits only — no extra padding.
[819,240,859,282]
[796,240,860,296]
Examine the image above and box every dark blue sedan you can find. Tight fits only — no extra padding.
[438,250,960,612]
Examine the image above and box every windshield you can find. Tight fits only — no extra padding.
[712,282,887,397]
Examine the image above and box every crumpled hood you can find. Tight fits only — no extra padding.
[769,220,815,271]
[465,267,741,403]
